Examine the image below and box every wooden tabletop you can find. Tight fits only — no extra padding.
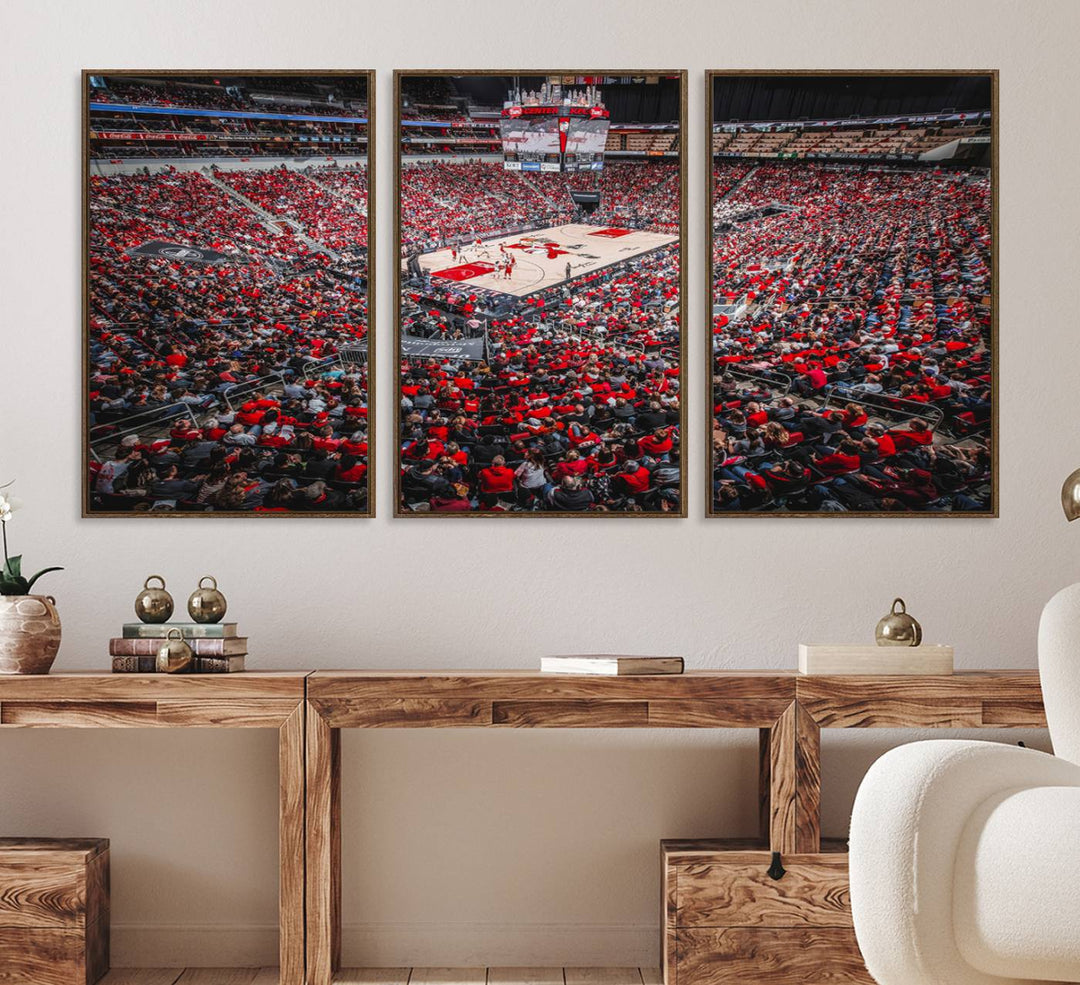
[795,671,1045,727]
[0,670,1045,729]
[306,669,1044,729]
[0,671,308,695]
[0,672,308,727]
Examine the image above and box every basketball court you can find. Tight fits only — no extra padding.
[406,222,678,297]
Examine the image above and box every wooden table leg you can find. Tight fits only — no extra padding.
[767,701,821,854]
[795,702,822,854]
[307,703,341,985]
[758,727,772,844]
[279,705,305,985]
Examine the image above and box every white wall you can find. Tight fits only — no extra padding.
[1,0,1079,968]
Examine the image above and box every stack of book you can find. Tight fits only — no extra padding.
[110,622,247,673]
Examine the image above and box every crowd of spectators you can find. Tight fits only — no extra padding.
[87,164,370,513]
[401,110,472,124]
[217,165,368,257]
[90,78,369,161]
[710,160,992,512]
[94,76,368,117]
[400,257,680,511]
[399,315,682,513]
[400,159,679,250]
[400,125,501,157]
[399,155,682,512]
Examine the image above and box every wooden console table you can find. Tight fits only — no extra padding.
[306,669,1045,985]
[0,672,308,985]
[0,669,1047,984]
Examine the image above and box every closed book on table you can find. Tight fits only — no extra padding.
[192,655,246,674]
[121,622,238,639]
[798,644,954,675]
[540,655,684,675]
[110,637,247,656]
[111,655,246,673]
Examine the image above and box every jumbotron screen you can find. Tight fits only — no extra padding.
[500,104,610,172]
[564,116,609,170]
[500,111,560,170]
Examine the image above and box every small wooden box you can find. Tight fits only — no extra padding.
[799,643,954,675]
[661,838,872,985]
[0,838,109,985]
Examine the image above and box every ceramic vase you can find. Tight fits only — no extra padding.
[0,594,61,674]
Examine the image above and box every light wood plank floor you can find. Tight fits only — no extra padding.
[100,972,279,985]
[100,969,661,985]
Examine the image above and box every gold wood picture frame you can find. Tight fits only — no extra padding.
[394,70,687,517]
[83,69,376,517]
[706,70,997,518]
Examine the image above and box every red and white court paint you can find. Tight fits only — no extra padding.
[408,222,678,297]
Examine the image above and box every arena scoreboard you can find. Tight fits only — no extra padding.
[500,102,610,173]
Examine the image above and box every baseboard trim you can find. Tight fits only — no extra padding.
[111,922,659,968]
[342,922,659,966]
[112,923,280,967]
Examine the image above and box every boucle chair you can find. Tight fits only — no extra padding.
[848,582,1080,985]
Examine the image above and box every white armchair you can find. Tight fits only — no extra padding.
[848,582,1080,985]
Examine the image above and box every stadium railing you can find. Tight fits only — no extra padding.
[339,345,368,366]
[223,374,287,413]
[88,402,200,461]
[726,367,793,396]
[303,355,341,378]
[821,386,945,431]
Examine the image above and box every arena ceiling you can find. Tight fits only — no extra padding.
[711,74,991,124]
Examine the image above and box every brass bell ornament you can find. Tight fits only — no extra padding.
[134,575,174,624]
[156,628,193,673]
[875,597,923,647]
[187,576,227,624]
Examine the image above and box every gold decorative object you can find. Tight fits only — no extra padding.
[0,594,61,675]
[1061,467,1080,522]
[875,598,923,647]
[156,628,193,673]
[134,575,173,624]
[187,576,227,624]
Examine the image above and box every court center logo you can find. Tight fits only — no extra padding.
[160,245,205,260]
[506,239,570,259]
[127,240,227,264]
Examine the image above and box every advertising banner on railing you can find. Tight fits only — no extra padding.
[400,334,486,361]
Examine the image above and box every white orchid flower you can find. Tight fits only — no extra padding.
[0,485,23,523]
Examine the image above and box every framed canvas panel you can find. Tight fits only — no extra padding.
[707,71,997,517]
[395,71,687,517]
[83,70,375,516]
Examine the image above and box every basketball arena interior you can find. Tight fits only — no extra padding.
[710,74,993,514]
[398,74,683,514]
[86,73,371,513]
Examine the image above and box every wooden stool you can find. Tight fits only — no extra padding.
[0,838,109,984]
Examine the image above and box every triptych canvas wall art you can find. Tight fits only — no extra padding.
[84,71,374,516]
[708,72,995,516]
[81,69,995,518]
[396,71,686,516]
